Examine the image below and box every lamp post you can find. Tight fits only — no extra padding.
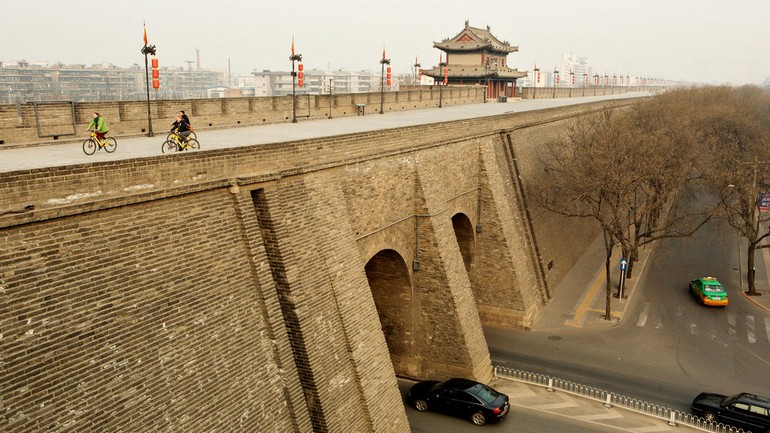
[532,66,539,99]
[552,69,558,98]
[413,60,421,85]
[569,71,574,97]
[289,51,302,123]
[328,77,333,119]
[582,73,587,97]
[438,61,447,108]
[484,58,489,103]
[379,55,390,114]
[593,74,599,96]
[140,42,157,137]
[603,74,608,95]
[611,74,616,94]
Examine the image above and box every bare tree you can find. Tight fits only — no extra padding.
[699,86,770,295]
[538,96,712,320]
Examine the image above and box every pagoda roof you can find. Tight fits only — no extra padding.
[422,65,528,80]
[434,21,519,53]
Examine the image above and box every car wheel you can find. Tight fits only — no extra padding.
[471,412,487,426]
[702,411,717,422]
[414,399,428,412]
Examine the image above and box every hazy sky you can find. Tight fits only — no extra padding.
[2,0,768,85]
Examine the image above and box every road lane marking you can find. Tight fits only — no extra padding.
[636,302,650,327]
[564,268,606,328]
[689,322,699,335]
[654,307,664,330]
[766,318,770,345]
[747,316,756,344]
[728,313,737,339]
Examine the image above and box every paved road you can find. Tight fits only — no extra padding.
[486,216,770,413]
[0,92,651,173]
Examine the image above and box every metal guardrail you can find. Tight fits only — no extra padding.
[493,366,748,433]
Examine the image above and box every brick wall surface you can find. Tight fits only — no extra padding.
[0,189,312,432]
[0,99,638,432]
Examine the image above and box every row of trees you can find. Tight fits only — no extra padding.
[537,86,770,319]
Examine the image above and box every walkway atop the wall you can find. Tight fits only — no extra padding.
[0,93,652,174]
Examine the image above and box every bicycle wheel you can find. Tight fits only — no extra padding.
[188,138,200,150]
[103,137,117,153]
[161,140,177,154]
[83,138,97,155]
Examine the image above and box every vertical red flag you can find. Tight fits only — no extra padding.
[143,23,148,45]
[382,48,386,61]
[291,36,295,56]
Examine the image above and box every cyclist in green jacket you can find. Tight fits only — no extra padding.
[86,112,109,142]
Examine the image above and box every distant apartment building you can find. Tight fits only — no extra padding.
[0,60,225,103]
[1,60,408,104]
[241,69,390,97]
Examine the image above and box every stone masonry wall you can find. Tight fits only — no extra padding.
[0,188,313,432]
[0,99,638,432]
[0,86,483,146]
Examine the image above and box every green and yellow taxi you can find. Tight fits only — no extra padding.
[689,277,729,307]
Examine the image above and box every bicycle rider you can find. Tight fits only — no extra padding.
[170,113,192,150]
[86,112,109,143]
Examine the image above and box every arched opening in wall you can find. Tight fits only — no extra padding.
[452,213,475,275]
[365,249,416,378]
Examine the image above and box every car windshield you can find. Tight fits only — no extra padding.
[703,285,723,292]
[472,385,499,404]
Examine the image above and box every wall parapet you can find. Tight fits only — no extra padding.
[0,86,484,147]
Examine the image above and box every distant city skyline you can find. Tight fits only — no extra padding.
[2,0,769,85]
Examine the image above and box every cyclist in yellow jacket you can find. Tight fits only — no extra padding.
[86,112,109,142]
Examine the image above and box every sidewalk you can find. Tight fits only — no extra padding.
[398,376,704,432]
[491,378,703,432]
[533,234,642,331]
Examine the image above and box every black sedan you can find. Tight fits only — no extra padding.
[406,377,510,426]
[691,392,770,433]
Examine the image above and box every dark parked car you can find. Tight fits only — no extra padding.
[691,392,770,433]
[406,377,510,426]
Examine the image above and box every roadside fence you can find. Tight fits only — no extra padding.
[493,365,747,433]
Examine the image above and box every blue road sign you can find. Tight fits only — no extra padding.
[620,258,628,271]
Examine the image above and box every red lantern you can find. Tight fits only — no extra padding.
[298,63,304,87]
[443,67,448,85]
[151,57,159,89]
[386,66,391,86]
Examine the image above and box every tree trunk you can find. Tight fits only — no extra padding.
[604,250,613,321]
[747,243,758,295]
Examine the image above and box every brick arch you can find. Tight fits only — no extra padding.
[364,248,420,378]
[451,212,475,275]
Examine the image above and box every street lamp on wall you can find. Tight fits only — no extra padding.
[438,61,447,108]
[380,54,391,114]
[582,73,587,96]
[552,69,559,98]
[533,66,540,99]
[140,42,157,137]
[289,51,302,123]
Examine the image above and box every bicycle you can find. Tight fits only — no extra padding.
[161,130,200,153]
[83,131,117,155]
[166,129,197,142]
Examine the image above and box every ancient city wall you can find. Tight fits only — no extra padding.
[0,86,483,146]
[0,99,636,432]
